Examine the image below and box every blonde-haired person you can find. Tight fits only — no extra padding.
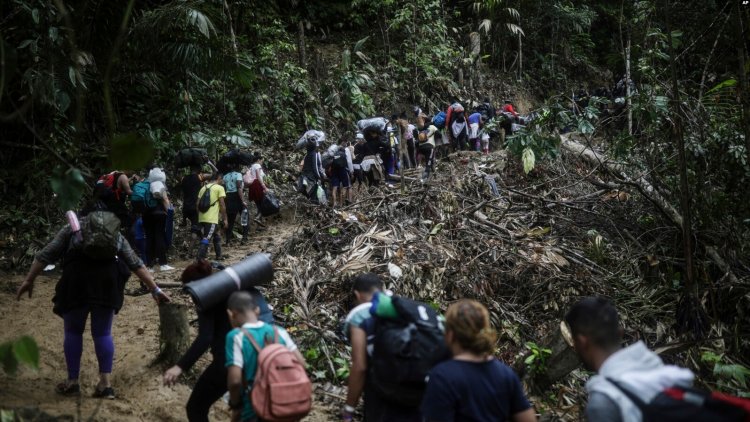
[421,300,537,422]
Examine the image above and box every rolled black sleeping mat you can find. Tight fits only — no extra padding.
[184,253,274,311]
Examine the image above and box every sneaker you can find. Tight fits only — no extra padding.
[159,265,175,272]
[55,382,80,396]
[92,386,116,400]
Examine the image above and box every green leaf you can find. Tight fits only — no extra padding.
[12,336,38,370]
[110,132,155,171]
[706,79,737,95]
[31,9,39,24]
[2,409,16,422]
[18,39,33,49]
[524,354,536,364]
[522,147,535,174]
[0,342,17,375]
[50,167,87,211]
[328,228,339,235]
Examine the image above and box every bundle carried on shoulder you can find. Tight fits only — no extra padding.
[174,148,208,168]
[295,130,326,150]
[368,292,450,407]
[357,117,387,137]
[148,168,167,199]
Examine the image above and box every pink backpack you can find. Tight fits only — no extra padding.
[243,327,312,422]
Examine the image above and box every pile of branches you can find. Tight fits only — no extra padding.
[257,144,748,417]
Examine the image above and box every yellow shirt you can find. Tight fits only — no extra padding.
[197,183,226,224]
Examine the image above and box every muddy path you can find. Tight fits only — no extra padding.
[0,205,337,421]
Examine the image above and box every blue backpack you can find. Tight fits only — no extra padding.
[131,180,156,212]
[432,111,447,129]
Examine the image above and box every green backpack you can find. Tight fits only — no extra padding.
[81,211,121,260]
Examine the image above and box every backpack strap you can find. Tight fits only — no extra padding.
[606,377,648,410]
[242,328,263,354]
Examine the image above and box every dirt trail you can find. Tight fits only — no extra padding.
[0,209,334,421]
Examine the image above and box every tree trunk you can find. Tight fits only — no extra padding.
[625,33,632,136]
[735,2,750,167]
[155,303,190,364]
[517,33,523,81]
[223,0,238,58]
[559,133,739,286]
[517,321,580,393]
[297,20,306,68]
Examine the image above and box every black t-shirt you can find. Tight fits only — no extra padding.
[181,173,202,211]
[420,359,531,422]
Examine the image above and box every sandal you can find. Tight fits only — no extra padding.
[55,382,80,396]
[92,386,116,399]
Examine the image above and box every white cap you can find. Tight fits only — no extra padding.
[356,133,364,140]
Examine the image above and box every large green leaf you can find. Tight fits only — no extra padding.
[50,167,87,211]
[706,79,737,95]
[522,147,535,174]
[12,336,38,370]
[0,342,17,375]
[111,132,155,171]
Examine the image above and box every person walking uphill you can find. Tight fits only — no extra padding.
[143,167,174,272]
[565,297,695,422]
[342,273,422,422]
[163,260,275,422]
[197,173,228,261]
[244,153,269,232]
[421,299,536,422]
[223,164,247,246]
[225,291,308,422]
[16,201,170,399]
[181,165,209,237]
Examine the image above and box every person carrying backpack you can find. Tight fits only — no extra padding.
[421,300,536,422]
[225,291,309,422]
[565,297,703,422]
[94,170,134,228]
[343,273,445,422]
[163,261,274,422]
[244,153,269,233]
[16,195,170,399]
[143,167,174,272]
[196,173,228,261]
[181,165,210,237]
[223,164,247,247]
[330,139,354,208]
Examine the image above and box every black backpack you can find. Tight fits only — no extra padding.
[197,184,218,213]
[332,150,347,169]
[608,378,750,422]
[369,296,450,407]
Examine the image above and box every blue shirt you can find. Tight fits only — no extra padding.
[223,171,243,193]
[468,112,482,125]
[225,322,297,421]
[420,359,531,422]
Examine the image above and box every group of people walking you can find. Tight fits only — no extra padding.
[298,98,524,207]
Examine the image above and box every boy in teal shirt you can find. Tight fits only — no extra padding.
[225,291,303,422]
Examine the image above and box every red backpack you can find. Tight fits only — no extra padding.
[243,327,312,422]
[96,171,123,201]
[608,378,750,422]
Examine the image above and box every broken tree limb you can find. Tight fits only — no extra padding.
[559,133,741,284]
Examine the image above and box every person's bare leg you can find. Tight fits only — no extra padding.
[98,372,111,389]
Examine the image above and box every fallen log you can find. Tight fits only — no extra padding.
[559,133,740,284]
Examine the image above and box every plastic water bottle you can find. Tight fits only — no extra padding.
[241,209,249,227]
[66,210,83,244]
